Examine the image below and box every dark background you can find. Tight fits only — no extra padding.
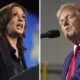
[0,0,39,16]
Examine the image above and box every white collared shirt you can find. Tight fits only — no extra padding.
[74,44,80,55]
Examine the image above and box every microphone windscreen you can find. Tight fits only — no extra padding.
[41,30,60,38]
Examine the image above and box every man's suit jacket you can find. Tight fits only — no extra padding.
[0,39,27,80]
[62,51,80,80]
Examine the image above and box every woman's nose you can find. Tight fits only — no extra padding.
[18,16,23,22]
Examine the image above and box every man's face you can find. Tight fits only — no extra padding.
[6,6,26,37]
[59,8,80,40]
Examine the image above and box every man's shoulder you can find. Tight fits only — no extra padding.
[63,50,73,64]
[67,50,73,57]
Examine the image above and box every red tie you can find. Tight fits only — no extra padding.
[66,46,80,80]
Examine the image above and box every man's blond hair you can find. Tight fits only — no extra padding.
[57,3,80,19]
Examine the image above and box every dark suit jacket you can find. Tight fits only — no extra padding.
[62,51,80,80]
[0,39,27,80]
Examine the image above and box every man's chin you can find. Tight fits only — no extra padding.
[66,33,76,40]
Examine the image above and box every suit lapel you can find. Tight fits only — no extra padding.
[0,40,14,77]
[75,53,80,72]
[62,51,73,80]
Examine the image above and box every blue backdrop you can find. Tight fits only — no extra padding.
[24,12,39,68]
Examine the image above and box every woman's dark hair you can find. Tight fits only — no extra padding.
[0,2,27,51]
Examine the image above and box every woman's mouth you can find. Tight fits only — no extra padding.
[17,24,23,29]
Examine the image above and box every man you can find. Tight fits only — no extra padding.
[57,3,80,80]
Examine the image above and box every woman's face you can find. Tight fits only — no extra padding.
[6,6,26,37]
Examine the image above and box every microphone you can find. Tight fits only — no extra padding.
[41,30,60,38]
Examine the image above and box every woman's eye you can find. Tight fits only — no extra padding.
[22,15,26,19]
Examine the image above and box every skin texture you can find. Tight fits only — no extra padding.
[59,8,80,45]
[6,6,26,58]
[6,6,26,38]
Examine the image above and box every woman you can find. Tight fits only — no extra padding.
[0,2,27,80]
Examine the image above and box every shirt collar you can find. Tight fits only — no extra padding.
[5,38,22,59]
[74,44,80,54]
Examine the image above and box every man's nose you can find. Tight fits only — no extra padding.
[63,19,69,26]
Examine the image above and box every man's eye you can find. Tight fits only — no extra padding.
[68,16,72,19]
[59,20,63,26]
[67,15,75,20]
[12,13,17,16]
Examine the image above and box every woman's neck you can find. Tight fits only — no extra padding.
[6,35,18,49]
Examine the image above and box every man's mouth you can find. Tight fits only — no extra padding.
[65,27,71,32]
